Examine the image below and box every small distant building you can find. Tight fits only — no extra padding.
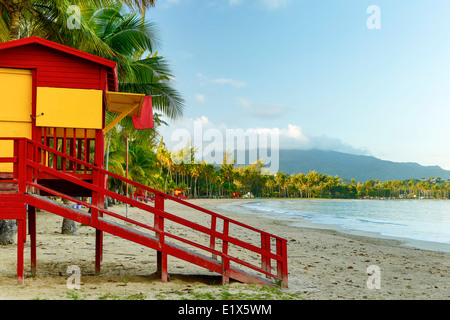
[174,189,188,200]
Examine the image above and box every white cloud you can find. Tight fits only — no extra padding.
[196,73,247,88]
[245,125,308,146]
[212,78,247,88]
[197,115,211,126]
[159,115,367,157]
[237,97,288,119]
[195,93,207,103]
[160,117,369,171]
[283,124,308,142]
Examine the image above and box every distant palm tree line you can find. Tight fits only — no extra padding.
[109,136,450,200]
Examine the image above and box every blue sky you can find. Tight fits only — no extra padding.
[148,0,450,170]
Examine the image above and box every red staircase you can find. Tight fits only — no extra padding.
[0,138,288,287]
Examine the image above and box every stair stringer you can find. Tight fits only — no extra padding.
[24,193,273,286]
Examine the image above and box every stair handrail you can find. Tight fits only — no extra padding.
[26,137,286,240]
[8,137,288,287]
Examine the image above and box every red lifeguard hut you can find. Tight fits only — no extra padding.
[0,36,148,283]
[0,37,288,288]
[0,36,148,194]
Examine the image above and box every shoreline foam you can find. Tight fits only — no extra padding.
[215,198,450,253]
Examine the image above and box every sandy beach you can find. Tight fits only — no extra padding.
[0,198,449,300]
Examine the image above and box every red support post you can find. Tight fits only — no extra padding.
[95,229,103,275]
[17,139,26,194]
[33,141,39,182]
[94,128,105,206]
[261,234,271,278]
[26,140,35,184]
[154,194,167,282]
[84,130,88,173]
[92,168,102,275]
[91,169,99,226]
[89,152,104,274]
[28,205,37,276]
[77,136,83,171]
[72,128,76,172]
[210,216,217,260]
[222,220,230,285]
[17,219,25,285]
[62,129,67,172]
[95,128,106,276]
[276,239,288,288]
[43,128,48,167]
[52,129,57,170]
[12,140,18,180]
[261,234,266,274]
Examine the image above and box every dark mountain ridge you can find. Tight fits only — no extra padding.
[276,149,450,182]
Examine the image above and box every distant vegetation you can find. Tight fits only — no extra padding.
[109,136,450,200]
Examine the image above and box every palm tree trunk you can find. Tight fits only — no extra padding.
[62,199,77,235]
[0,220,17,244]
[8,4,22,40]
[194,178,197,198]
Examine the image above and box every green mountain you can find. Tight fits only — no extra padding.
[276,149,450,182]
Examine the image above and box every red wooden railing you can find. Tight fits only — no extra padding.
[0,137,288,287]
[37,127,96,176]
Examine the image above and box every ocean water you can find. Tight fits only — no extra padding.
[220,199,450,252]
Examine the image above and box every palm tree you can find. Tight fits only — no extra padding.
[2,1,184,124]
[34,2,183,121]
[106,127,127,194]
[128,141,159,185]
[265,175,276,197]
[201,162,215,198]
[275,171,287,198]
[156,138,173,193]
[191,164,203,198]
[0,1,184,241]
[220,152,235,198]
[1,0,156,41]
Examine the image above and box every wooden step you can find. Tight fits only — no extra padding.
[25,193,91,226]
[97,216,273,286]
